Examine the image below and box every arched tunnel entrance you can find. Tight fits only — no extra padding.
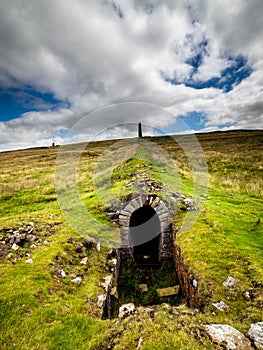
[102,195,200,318]
[129,205,161,264]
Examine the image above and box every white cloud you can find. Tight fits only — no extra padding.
[0,0,262,151]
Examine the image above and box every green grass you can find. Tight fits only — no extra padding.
[0,130,263,349]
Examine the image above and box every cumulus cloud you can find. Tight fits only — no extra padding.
[0,0,262,150]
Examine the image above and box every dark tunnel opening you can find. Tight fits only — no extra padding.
[129,205,161,264]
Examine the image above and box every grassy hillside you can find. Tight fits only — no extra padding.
[0,130,262,349]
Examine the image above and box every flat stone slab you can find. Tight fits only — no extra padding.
[206,324,253,350]
[138,284,148,292]
[212,300,229,312]
[157,285,180,297]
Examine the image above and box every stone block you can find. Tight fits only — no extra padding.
[157,286,180,297]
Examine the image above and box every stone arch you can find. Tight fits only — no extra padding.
[119,195,170,260]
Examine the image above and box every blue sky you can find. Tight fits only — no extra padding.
[165,54,253,93]
[0,0,262,151]
[0,87,65,121]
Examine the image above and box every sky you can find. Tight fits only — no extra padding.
[0,0,262,151]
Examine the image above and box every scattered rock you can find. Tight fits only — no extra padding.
[138,284,148,292]
[11,243,19,251]
[248,322,263,348]
[223,276,236,289]
[97,294,106,308]
[119,303,135,318]
[101,276,112,291]
[212,300,229,312]
[145,307,155,319]
[106,258,117,271]
[60,270,67,278]
[25,258,33,264]
[25,234,37,243]
[0,221,61,261]
[71,276,82,285]
[243,291,251,301]
[80,257,88,265]
[192,279,198,289]
[179,196,198,211]
[206,324,253,349]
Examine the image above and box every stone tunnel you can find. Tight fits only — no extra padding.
[101,194,200,318]
[119,194,173,262]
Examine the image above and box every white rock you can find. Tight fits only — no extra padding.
[72,276,82,285]
[25,258,33,264]
[223,276,236,288]
[80,257,88,265]
[192,279,198,288]
[248,322,263,347]
[119,303,135,318]
[96,242,101,251]
[11,243,19,251]
[97,294,106,308]
[111,258,117,266]
[101,276,112,290]
[206,324,253,349]
[212,301,229,312]
[184,198,193,205]
[60,270,67,278]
